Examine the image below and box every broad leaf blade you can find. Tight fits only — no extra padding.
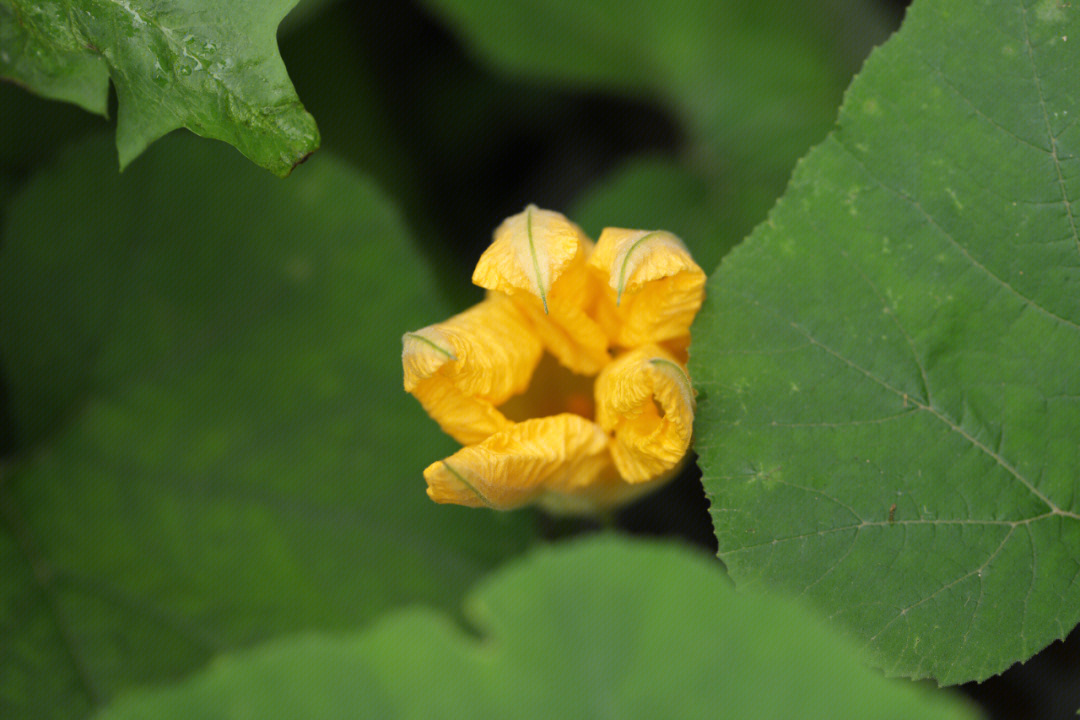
[0,133,533,719]
[94,537,979,720]
[0,3,109,114]
[0,0,318,176]
[691,0,1080,685]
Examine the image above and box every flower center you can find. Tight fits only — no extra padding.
[498,353,597,423]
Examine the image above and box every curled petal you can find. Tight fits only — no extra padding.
[424,414,614,510]
[588,228,706,349]
[472,205,586,311]
[595,345,695,484]
[473,204,609,374]
[403,294,542,444]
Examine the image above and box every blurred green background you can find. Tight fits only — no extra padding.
[2,0,1077,718]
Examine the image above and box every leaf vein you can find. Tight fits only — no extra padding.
[714,409,918,428]
[789,312,1072,517]
[0,483,103,707]
[800,528,860,597]
[917,55,1047,154]
[730,285,1073,515]
[1020,4,1080,260]
[868,525,1016,644]
[1019,523,1037,656]
[838,245,932,405]
[58,570,223,653]
[719,514,1048,556]
[769,477,865,523]
[836,139,1080,334]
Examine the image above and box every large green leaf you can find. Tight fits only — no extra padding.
[422,0,894,267]
[0,132,534,719]
[692,0,1080,685]
[0,0,318,176]
[94,536,979,720]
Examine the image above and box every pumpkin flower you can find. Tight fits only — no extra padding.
[402,205,705,514]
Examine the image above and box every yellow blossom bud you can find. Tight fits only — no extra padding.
[403,207,705,514]
[595,345,695,484]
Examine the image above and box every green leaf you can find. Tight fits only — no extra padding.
[691,0,1080,685]
[94,536,979,720]
[0,3,109,115]
[422,0,894,264]
[0,132,534,719]
[0,0,318,176]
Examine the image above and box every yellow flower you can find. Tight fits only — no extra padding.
[402,205,705,514]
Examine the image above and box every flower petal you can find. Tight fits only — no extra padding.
[423,413,614,510]
[474,205,609,374]
[403,294,542,444]
[588,228,706,349]
[510,260,611,375]
[595,345,695,484]
[472,204,585,310]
